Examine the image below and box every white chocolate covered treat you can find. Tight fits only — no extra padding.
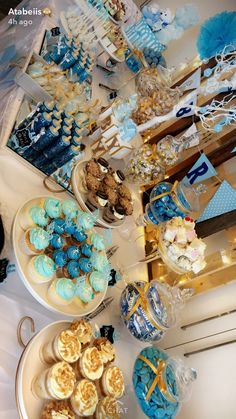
[70,379,98,416]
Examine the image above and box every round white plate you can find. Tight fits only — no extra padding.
[12,196,107,317]
[72,161,125,229]
[15,320,70,419]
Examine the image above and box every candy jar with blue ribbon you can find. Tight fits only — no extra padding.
[141,180,200,226]
[133,346,197,419]
[120,280,193,342]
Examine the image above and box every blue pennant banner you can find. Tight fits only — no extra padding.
[183,153,217,185]
[197,180,236,223]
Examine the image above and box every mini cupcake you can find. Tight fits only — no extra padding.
[118,184,131,200]
[95,397,120,419]
[49,234,65,249]
[81,243,93,258]
[70,379,98,417]
[70,319,93,346]
[90,253,110,273]
[90,233,105,251]
[103,174,117,189]
[93,337,115,366]
[63,260,80,278]
[112,170,125,185]
[28,255,56,284]
[103,205,125,224]
[79,347,104,380]
[86,191,108,211]
[66,246,81,260]
[85,160,101,178]
[47,278,75,306]
[96,157,109,174]
[103,185,118,206]
[64,220,76,235]
[72,228,88,243]
[61,199,78,220]
[89,271,107,293]
[20,206,49,230]
[21,227,50,255]
[119,197,133,216]
[44,198,62,218]
[77,212,95,230]
[41,400,75,419]
[101,366,125,399]
[53,250,67,267]
[78,257,93,273]
[49,219,65,235]
[43,329,82,364]
[75,281,94,304]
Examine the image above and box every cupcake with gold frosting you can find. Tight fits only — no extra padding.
[78,347,104,380]
[101,366,125,399]
[70,379,98,417]
[42,330,81,364]
[41,400,75,419]
[70,319,93,347]
[93,337,115,366]
[95,396,120,419]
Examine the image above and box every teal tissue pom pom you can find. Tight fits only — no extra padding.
[197,11,236,60]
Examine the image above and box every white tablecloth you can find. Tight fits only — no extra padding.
[0,148,147,418]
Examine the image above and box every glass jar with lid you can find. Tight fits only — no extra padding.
[120,280,193,342]
[143,180,200,226]
[133,346,197,419]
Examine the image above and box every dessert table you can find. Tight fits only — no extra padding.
[0,147,147,418]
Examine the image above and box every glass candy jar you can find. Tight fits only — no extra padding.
[143,181,200,226]
[120,280,193,342]
[133,346,197,419]
[124,144,165,185]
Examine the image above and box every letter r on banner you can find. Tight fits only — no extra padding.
[186,162,208,185]
[182,153,217,185]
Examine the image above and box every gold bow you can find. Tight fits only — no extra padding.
[138,355,177,402]
[124,283,166,332]
[149,180,189,214]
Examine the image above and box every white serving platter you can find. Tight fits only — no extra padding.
[12,196,107,317]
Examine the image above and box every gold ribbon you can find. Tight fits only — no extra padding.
[138,355,176,402]
[149,180,189,214]
[124,283,166,332]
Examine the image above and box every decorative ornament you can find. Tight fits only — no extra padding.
[197,11,236,60]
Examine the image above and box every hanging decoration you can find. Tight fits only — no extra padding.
[182,153,217,186]
[197,11,236,60]
[197,180,236,223]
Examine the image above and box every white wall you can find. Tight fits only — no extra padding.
[134,0,236,66]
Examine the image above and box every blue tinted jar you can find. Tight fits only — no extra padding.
[133,347,197,419]
[144,181,199,226]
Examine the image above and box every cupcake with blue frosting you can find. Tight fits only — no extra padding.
[74,277,94,304]
[44,198,62,219]
[20,206,49,230]
[64,220,76,235]
[81,243,93,258]
[49,234,65,250]
[53,250,67,267]
[48,277,75,306]
[61,200,78,220]
[49,219,65,235]
[66,246,81,260]
[89,271,107,293]
[28,255,56,284]
[77,212,95,230]
[63,260,80,278]
[78,257,93,273]
[90,253,110,273]
[21,227,50,255]
[89,233,105,251]
[71,228,88,244]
